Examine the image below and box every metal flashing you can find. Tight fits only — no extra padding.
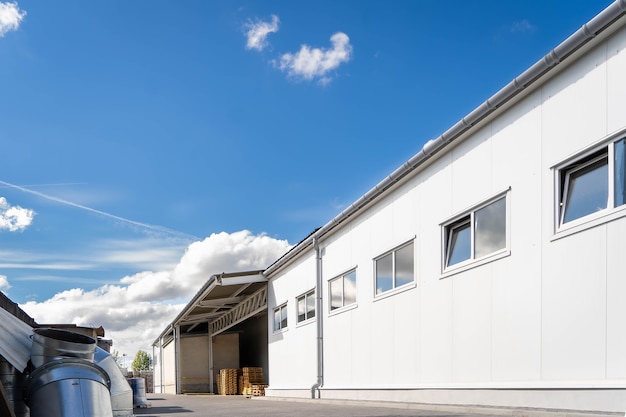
[0,307,33,372]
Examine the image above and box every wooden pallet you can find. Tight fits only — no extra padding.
[217,368,266,395]
[242,383,268,397]
[217,369,241,395]
[242,367,264,379]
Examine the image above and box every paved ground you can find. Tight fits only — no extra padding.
[132,394,505,417]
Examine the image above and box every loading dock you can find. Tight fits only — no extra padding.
[153,270,268,394]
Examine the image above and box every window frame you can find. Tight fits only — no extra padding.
[441,189,510,276]
[296,289,316,324]
[329,268,357,313]
[554,133,626,236]
[445,217,471,267]
[373,239,415,298]
[273,303,288,333]
[559,151,608,225]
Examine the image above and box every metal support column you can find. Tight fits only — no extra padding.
[174,325,181,394]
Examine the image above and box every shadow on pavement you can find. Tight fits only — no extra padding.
[132,397,193,415]
[133,406,193,415]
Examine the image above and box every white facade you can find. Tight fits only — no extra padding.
[153,339,176,394]
[266,5,626,413]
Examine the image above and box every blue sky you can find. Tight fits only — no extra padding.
[0,0,613,357]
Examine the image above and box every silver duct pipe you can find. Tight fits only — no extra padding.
[310,237,324,399]
[94,347,133,417]
[30,328,96,368]
[25,358,113,417]
[25,328,133,417]
[26,328,114,417]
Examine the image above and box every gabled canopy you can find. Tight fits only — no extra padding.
[154,270,267,345]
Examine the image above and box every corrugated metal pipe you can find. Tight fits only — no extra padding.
[310,237,324,399]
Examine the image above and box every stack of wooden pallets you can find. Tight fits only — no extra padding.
[242,367,264,384]
[239,367,268,396]
[217,369,240,395]
[249,384,268,397]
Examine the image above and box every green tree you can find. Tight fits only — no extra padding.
[131,350,152,371]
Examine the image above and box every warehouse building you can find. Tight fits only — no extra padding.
[154,1,626,412]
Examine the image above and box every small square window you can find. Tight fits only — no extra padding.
[375,241,414,295]
[443,194,507,270]
[475,196,507,258]
[296,290,315,323]
[446,219,471,266]
[329,270,357,311]
[560,151,608,224]
[558,137,626,227]
[273,303,287,332]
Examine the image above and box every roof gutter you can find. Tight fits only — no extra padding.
[263,0,626,278]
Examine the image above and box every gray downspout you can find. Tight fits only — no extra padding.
[311,237,324,399]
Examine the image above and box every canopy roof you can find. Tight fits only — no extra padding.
[154,270,267,345]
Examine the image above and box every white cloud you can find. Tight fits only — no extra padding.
[509,19,536,33]
[0,197,35,232]
[94,238,188,271]
[277,32,353,84]
[0,1,26,37]
[244,14,279,51]
[21,230,291,358]
[0,237,187,274]
[0,275,10,292]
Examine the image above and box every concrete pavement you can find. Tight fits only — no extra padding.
[132,393,622,417]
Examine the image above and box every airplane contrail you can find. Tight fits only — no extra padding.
[0,179,200,241]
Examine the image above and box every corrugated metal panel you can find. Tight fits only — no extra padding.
[0,307,33,372]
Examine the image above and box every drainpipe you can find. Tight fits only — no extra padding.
[311,237,324,399]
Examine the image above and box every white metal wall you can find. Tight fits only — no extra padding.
[267,252,317,389]
[266,23,626,412]
[162,341,176,394]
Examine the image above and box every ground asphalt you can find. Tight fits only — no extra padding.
[131,393,620,417]
[132,393,500,417]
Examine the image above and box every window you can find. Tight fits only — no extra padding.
[296,290,315,323]
[558,137,626,226]
[329,270,357,311]
[273,303,287,332]
[375,241,414,295]
[443,194,507,269]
